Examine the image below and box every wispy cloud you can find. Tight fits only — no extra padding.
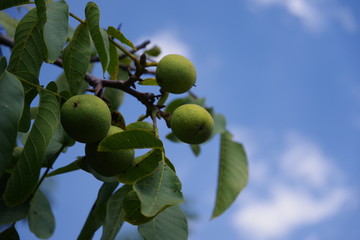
[249,0,357,32]
[229,129,354,240]
[138,29,192,60]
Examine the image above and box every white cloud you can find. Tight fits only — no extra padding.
[249,0,357,32]
[230,130,354,240]
[139,29,192,60]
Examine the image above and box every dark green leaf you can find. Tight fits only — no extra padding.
[0,70,24,178]
[116,149,163,184]
[107,26,136,50]
[138,205,188,240]
[0,11,19,38]
[98,129,163,151]
[35,0,46,27]
[8,8,45,78]
[0,199,30,225]
[134,161,183,217]
[0,225,20,240]
[85,2,109,74]
[62,23,91,96]
[0,57,6,74]
[0,0,31,11]
[101,185,132,240]
[43,0,69,62]
[190,144,201,156]
[145,45,161,57]
[46,159,81,178]
[3,85,60,206]
[123,191,155,225]
[211,131,248,219]
[28,190,55,239]
[107,42,119,80]
[78,182,118,240]
[138,78,158,86]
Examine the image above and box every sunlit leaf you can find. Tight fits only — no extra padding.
[211,131,248,219]
[134,161,183,217]
[0,11,19,38]
[0,0,31,11]
[98,129,163,151]
[85,1,109,74]
[138,205,188,240]
[8,8,45,78]
[62,23,91,96]
[78,182,118,240]
[107,26,136,50]
[28,190,55,239]
[138,78,158,86]
[43,0,69,62]
[116,149,163,184]
[3,83,60,206]
[101,185,132,240]
[0,67,24,178]
[126,121,154,132]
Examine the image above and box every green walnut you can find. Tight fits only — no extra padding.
[85,126,135,177]
[170,104,214,144]
[156,54,196,94]
[61,94,111,143]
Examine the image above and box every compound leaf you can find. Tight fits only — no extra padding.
[211,131,248,219]
[3,84,60,206]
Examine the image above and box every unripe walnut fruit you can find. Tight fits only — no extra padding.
[61,95,111,143]
[170,104,214,144]
[85,126,135,177]
[156,54,196,94]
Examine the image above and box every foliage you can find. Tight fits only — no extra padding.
[0,1,249,239]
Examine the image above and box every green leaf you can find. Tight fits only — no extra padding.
[35,0,46,27]
[134,161,183,217]
[46,159,81,178]
[0,70,24,178]
[0,0,31,11]
[28,190,55,239]
[98,129,163,151]
[138,78,158,86]
[190,144,201,156]
[0,225,20,240]
[213,113,226,135]
[0,199,30,225]
[101,185,132,240]
[211,131,249,219]
[123,191,155,225]
[0,57,6,74]
[104,87,124,112]
[43,124,75,166]
[107,26,136,50]
[165,132,181,143]
[116,149,163,184]
[8,8,45,78]
[85,1,109,74]
[62,23,91,96]
[145,45,161,57]
[43,0,69,62]
[138,205,188,240]
[0,11,19,38]
[126,121,154,132]
[78,182,118,240]
[3,85,60,206]
[107,42,119,80]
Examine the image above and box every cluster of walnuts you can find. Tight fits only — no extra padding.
[60,54,214,177]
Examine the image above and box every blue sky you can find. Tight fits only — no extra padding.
[3,0,360,239]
